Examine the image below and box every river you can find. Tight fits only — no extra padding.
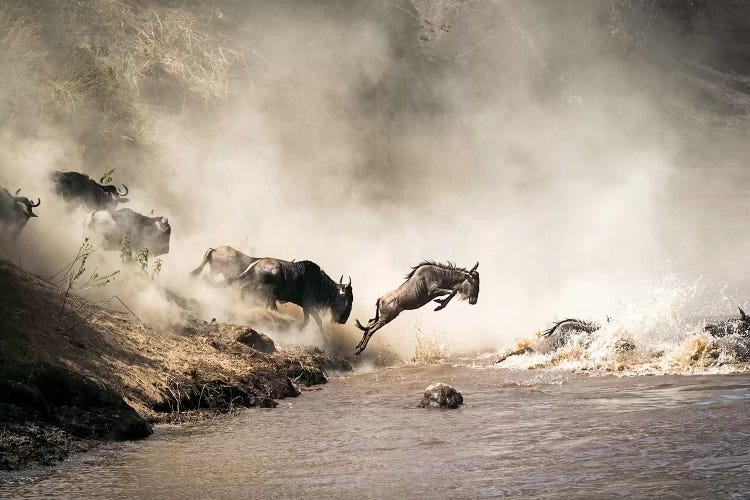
[3,364,750,499]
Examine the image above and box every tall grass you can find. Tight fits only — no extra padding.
[0,0,243,165]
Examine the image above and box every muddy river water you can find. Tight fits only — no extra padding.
[3,364,750,498]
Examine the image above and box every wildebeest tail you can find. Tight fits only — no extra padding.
[355,319,367,331]
[189,248,214,278]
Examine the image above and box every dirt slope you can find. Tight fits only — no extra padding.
[0,260,350,470]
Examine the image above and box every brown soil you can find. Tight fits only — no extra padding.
[0,260,352,470]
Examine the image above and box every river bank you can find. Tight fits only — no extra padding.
[0,260,353,471]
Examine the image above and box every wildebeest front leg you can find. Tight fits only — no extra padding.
[433,289,457,311]
[310,309,324,332]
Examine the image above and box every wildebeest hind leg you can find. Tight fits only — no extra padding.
[355,317,391,355]
[300,309,310,330]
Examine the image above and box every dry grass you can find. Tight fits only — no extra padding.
[0,4,49,125]
[0,0,243,156]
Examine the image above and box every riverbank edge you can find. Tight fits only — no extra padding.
[0,260,353,471]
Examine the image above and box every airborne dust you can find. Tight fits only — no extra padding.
[1,1,749,359]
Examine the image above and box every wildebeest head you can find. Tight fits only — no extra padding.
[139,214,171,255]
[331,275,353,324]
[99,175,129,203]
[13,189,41,219]
[457,262,479,305]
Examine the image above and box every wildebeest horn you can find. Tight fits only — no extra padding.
[739,307,747,320]
[100,175,107,184]
[339,275,343,284]
[348,276,351,287]
[29,198,40,207]
[470,262,479,273]
[118,184,128,196]
[15,188,21,195]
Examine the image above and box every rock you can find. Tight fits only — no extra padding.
[236,328,276,353]
[301,346,353,372]
[418,383,463,409]
[285,363,327,386]
[0,361,152,469]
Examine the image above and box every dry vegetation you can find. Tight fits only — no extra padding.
[0,0,244,168]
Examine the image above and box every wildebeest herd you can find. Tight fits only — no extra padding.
[189,246,477,353]
[52,171,171,256]
[0,171,479,354]
[2,170,750,358]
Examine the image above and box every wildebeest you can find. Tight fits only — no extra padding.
[189,246,259,285]
[705,307,750,338]
[704,308,750,362]
[84,208,171,256]
[52,170,129,211]
[495,318,601,363]
[229,258,353,332]
[354,261,479,355]
[0,188,40,248]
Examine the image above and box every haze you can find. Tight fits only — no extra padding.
[1,0,749,356]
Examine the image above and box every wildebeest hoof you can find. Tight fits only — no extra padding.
[417,383,463,409]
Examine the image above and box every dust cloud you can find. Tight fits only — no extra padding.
[1,1,749,357]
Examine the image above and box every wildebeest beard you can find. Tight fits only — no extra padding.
[457,274,479,304]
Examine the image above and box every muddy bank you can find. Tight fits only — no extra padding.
[0,261,352,471]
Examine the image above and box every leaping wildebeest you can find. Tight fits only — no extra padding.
[84,208,171,256]
[0,187,40,248]
[354,261,479,355]
[228,258,353,332]
[189,246,259,285]
[52,170,129,211]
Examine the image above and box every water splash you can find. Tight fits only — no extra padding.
[413,325,453,364]
[494,274,750,376]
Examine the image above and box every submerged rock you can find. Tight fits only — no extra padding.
[236,328,276,353]
[418,383,463,409]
